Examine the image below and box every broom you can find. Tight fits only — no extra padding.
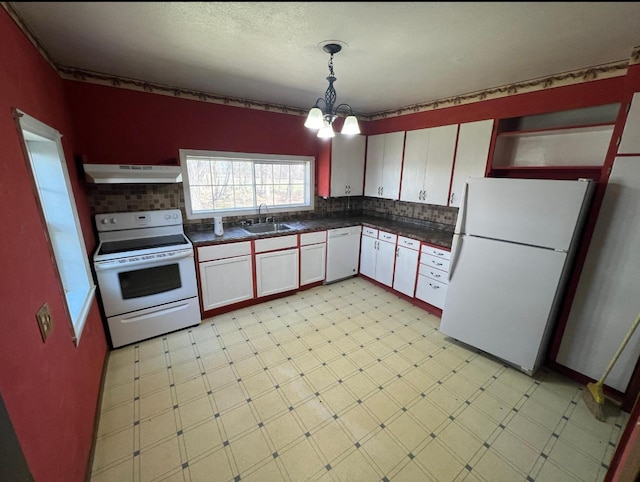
[582,311,640,421]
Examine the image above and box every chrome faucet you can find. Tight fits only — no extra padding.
[257,203,269,224]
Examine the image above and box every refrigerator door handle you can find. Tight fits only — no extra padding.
[448,234,462,279]
[454,181,470,235]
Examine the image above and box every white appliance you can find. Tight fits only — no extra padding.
[326,225,362,283]
[83,164,182,184]
[440,177,594,375]
[93,209,201,348]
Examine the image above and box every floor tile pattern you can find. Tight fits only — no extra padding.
[92,278,629,482]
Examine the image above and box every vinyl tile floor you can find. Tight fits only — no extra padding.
[91,278,629,482]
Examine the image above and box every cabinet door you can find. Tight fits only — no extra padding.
[364,134,385,197]
[449,119,494,207]
[255,249,299,297]
[300,243,326,285]
[415,275,448,309]
[375,238,396,287]
[618,92,640,154]
[199,255,254,311]
[381,131,405,200]
[401,128,430,203]
[424,124,458,206]
[331,135,366,196]
[359,234,377,279]
[393,245,419,297]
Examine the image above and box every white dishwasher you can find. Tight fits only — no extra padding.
[326,225,362,283]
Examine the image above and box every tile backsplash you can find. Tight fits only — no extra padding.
[87,184,458,232]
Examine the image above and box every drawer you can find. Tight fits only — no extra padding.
[254,234,298,253]
[418,263,448,284]
[398,236,420,251]
[421,253,451,273]
[198,241,251,262]
[379,231,397,243]
[362,226,378,238]
[421,245,451,260]
[300,230,327,246]
[415,275,448,309]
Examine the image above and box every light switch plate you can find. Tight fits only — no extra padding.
[36,303,53,342]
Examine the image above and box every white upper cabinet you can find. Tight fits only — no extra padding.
[449,119,494,207]
[618,92,640,154]
[401,124,458,205]
[365,131,405,199]
[329,135,366,196]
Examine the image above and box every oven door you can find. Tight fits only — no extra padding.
[94,248,198,317]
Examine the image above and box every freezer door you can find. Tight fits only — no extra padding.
[441,235,567,374]
[456,177,592,251]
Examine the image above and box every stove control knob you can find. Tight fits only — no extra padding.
[110,218,117,224]
[100,218,108,225]
[164,214,170,220]
[172,213,178,219]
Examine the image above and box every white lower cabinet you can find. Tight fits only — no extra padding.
[254,234,299,297]
[198,242,254,311]
[359,228,396,287]
[300,231,327,285]
[415,245,451,309]
[392,236,420,297]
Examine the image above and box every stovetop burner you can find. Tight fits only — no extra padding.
[98,234,189,256]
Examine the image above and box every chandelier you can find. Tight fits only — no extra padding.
[304,43,360,138]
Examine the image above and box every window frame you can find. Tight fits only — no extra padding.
[16,109,96,345]
[179,149,315,220]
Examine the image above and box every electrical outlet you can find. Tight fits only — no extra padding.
[36,303,53,342]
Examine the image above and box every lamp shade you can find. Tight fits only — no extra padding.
[317,122,335,139]
[341,115,360,135]
[304,107,325,129]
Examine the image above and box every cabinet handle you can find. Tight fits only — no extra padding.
[430,272,441,278]
[450,192,455,204]
[432,251,445,256]
[429,283,440,289]
[433,261,443,266]
[396,247,399,257]
[381,187,384,196]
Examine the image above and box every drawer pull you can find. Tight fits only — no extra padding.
[430,272,441,278]
[432,261,443,266]
[429,283,440,289]
[432,251,445,256]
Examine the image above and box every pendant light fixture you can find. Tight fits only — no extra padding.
[304,42,360,138]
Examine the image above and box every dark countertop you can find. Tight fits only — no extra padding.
[187,215,454,250]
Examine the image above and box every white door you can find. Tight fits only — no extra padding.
[199,255,254,311]
[255,249,299,297]
[375,238,396,287]
[359,234,377,279]
[441,234,567,373]
[401,128,430,203]
[393,245,419,297]
[365,134,385,197]
[449,119,494,207]
[331,135,366,196]
[424,124,458,205]
[381,131,405,200]
[300,243,326,285]
[556,156,640,391]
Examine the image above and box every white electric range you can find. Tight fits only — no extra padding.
[93,209,201,348]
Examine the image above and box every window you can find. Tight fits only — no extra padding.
[17,110,95,345]
[179,150,314,219]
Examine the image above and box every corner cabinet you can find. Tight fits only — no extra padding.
[359,227,396,287]
[255,235,299,297]
[364,131,405,199]
[198,242,254,311]
[392,236,420,297]
[401,124,458,205]
[449,119,494,207]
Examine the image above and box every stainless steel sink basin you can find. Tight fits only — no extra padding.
[241,223,292,234]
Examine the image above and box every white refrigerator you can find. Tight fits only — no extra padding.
[440,177,594,375]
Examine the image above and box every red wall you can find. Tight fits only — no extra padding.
[0,8,107,482]
[64,81,321,166]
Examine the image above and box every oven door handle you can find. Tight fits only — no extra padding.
[94,250,194,271]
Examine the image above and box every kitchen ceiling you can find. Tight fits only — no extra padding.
[10,2,640,116]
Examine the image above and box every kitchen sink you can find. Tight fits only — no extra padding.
[241,223,293,234]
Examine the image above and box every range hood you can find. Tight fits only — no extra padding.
[83,164,183,184]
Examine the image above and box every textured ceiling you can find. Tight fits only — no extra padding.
[10,2,640,115]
